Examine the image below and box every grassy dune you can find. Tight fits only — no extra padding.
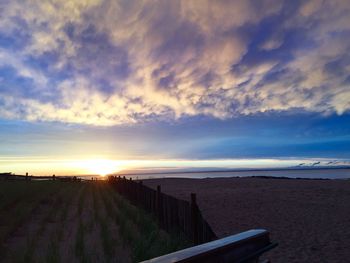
[0,180,188,263]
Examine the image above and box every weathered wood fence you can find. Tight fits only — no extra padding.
[0,172,86,182]
[108,176,217,245]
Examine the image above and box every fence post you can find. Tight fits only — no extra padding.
[157,185,163,226]
[191,193,199,245]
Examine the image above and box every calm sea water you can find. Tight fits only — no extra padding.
[126,169,350,180]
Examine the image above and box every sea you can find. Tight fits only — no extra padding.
[121,168,350,180]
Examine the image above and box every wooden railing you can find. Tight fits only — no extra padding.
[141,229,277,263]
[108,176,217,245]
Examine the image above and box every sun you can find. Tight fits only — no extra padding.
[76,159,121,176]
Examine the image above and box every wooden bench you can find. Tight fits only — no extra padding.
[140,229,277,263]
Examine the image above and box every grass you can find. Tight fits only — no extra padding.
[77,185,88,216]
[75,185,88,262]
[75,219,86,262]
[46,239,60,263]
[100,183,190,262]
[0,181,63,254]
[21,183,81,263]
[58,184,80,241]
[0,179,189,263]
[93,183,116,262]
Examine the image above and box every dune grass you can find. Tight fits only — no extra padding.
[0,180,189,263]
[0,181,62,253]
[100,182,190,262]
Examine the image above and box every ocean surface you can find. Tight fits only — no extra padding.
[122,168,350,180]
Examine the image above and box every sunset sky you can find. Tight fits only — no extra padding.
[0,0,350,175]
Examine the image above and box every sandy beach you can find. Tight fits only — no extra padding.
[144,177,350,263]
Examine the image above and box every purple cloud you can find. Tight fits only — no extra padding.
[0,0,349,125]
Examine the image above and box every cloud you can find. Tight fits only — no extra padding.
[0,49,48,87]
[259,36,283,51]
[0,0,349,126]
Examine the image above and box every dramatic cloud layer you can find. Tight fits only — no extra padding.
[0,0,350,125]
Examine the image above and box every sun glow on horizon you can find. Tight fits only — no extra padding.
[74,159,122,176]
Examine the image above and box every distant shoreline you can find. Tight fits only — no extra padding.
[116,166,350,176]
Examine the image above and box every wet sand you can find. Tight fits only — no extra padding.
[144,177,350,263]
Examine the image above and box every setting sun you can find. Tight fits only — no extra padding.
[75,159,122,176]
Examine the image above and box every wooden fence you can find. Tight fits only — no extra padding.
[108,176,217,245]
[0,173,89,182]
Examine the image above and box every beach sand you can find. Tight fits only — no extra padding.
[144,177,350,263]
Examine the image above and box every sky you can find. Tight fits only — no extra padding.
[0,0,350,175]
